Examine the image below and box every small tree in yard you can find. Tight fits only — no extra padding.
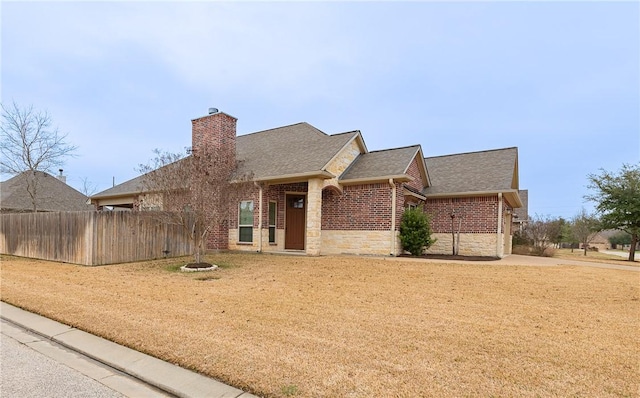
[523,214,554,254]
[586,163,640,261]
[138,147,252,265]
[399,208,435,256]
[571,209,600,256]
[547,217,569,248]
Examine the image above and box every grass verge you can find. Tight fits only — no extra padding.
[1,253,638,397]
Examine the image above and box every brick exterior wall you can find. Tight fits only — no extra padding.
[404,156,425,192]
[425,196,499,234]
[322,183,396,231]
[227,182,308,251]
[191,112,237,159]
[191,111,237,251]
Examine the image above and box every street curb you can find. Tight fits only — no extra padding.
[0,302,258,398]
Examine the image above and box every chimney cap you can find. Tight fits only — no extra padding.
[208,107,219,115]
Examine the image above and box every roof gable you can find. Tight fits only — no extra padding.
[236,123,360,181]
[340,145,424,183]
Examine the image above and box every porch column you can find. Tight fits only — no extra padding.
[496,192,504,258]
[306,178,323,256]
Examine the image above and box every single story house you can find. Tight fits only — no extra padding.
[1,170,93,213]
[91,109,524,257]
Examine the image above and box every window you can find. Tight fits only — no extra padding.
[239,201,254,243]
[290,197,304,208]
[268,201,277,244]
[407,203,418,210]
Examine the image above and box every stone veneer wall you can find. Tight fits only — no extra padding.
[321,230,401,256]
[323,139,362,190]
[425,233,499,257]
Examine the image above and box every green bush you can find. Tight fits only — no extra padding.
[399,208,436,256]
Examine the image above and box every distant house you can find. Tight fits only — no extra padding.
[1,170,93,213]
[583,230,617,251]
[92,109,525,257]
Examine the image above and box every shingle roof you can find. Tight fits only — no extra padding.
[1,171,93,212]
[235,123,359,180]
[341,145,422,181]
[91,173,147,198]
[423,147,518,195]
[513,189,528,221]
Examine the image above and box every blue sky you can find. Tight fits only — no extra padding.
[2,1,638,219]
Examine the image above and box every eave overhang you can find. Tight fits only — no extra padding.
[250,170,335,185]
[339,174,412,186]
[403,186,426,201]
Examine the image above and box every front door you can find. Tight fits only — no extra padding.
[285,195,306,250]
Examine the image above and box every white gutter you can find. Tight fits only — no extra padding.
[257,183,263,253]
[496,192,503,257]
[341,174,411,186]
[389,178,397,256]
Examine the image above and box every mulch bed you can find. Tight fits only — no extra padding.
[400,254,500,261]
[184,262,215,269]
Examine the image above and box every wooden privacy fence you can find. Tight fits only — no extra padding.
[0,211,194,265]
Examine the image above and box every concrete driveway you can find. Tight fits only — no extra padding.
[602,250,632,259]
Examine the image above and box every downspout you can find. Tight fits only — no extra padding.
[256,182,263,253]
[496,192,503,257]
[389,178,397,256]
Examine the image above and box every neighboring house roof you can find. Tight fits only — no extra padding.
[590,229,618,243]
[236,123,360,181]
[91,174,147,199]
[423,147,521,207]
[340,145,424,183]
[1,171,92,212]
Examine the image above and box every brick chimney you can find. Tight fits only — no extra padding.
[190,108,238,252]
[191,108,237,164]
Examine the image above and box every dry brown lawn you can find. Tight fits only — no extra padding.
[1,253,639,397]
[554,248,639,266]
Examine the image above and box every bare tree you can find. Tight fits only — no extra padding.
[1,101,78,211]
[79,177,98,198]
[138,147,253,264]
[571,208,600,256]
[523,214,554,253]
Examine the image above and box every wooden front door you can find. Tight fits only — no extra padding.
[285,195,306,250]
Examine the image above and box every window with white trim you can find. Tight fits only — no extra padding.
[268,201,277,244]
[239,201,254,243]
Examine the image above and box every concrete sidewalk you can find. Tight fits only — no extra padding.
[0,302,258,398]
